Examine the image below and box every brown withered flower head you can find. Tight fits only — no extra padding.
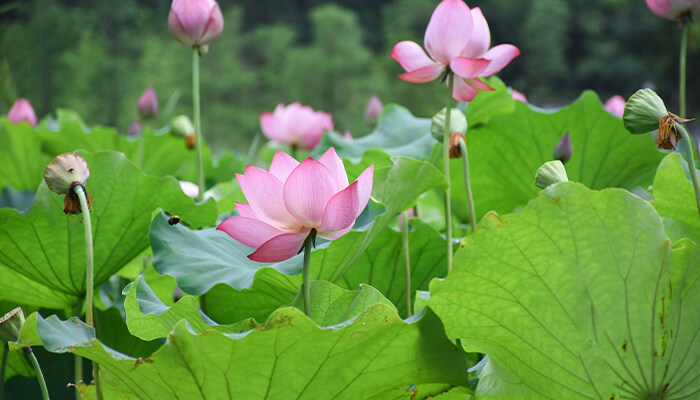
[43,153,91,215]
[449,132,466,158]
[657,112,694,150]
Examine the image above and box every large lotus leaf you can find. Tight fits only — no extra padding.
[39,109,130,156]
[0,118,50,191]
[453,91,664,222]
[151,156,446,296]
[0,187,35,212]
[0,151,217,309]
[325,219,449,317]
[17,305,469,399]
[0,344,34,382]
[651,152,700,244]
[124,276,256,341]
[429,182,700,399]
[290,280,397,326]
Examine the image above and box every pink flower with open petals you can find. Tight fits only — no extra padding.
[8,98,37,127]
[390,0,520,102]
[646,0,700,21]
[260,102,334,150]
[218,147,373,262]
[604,95,626,118]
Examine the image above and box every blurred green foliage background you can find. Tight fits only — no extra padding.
[1,0,699,150]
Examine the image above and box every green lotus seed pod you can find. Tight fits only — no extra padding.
[0,307,25,343]
[535,160,568,189]
[431,108,467,142]
[623,89,668,134]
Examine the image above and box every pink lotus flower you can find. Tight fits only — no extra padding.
[646,0,700,21]
[8,98,37,126]
[260,103,334,150]
[390,0,520,102]
[218,148,373,262]
[511,89,528,103]
[364,94,383,124]
[168,0,224,47]
[342,130,353,141]
[138,87,159,118]
[604,95,626,118]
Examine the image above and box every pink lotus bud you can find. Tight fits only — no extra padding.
[646,0,700,22]
[342,130,353,141]
[604,95,626,118]
[128,120,143,136]
[259,102,334,150]
[138,87,159,119]
[364,94,383,124]
[553,132,572,164]
[179,180,199,198]
[217,147,374,262]
[511,89,528,103]
[168,0,224,47]
[390,1,520,102]
[7,98,37,127]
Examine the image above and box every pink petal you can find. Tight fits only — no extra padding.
[198,3,224,45]
[235,202,257,219]
[297,111,332,150]
[452,77,479,102]
[354,165,374,218]
[466,77,494,91]
[397,64,445,83]
[167,10,191,45]
[260,111,282,142]
[319,181,360,234]
[646,0,672,18]
[390,41,441,72]
[480,44,520,77]
[237,167,298,230]
[248,232,310,263]
[269,151,300,182]
[8,98,37,127]
[317,226,353,241]
[319,147,349,191]
[449,57,491,79]
[461,7,491,58]
[604,95,626,118]
[283,158,338,228]
[424,0,473,64]
[217,217,286,249]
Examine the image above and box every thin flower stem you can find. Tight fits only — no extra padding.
[245,133,261,165]
[458,138,476,233]
[73,354,82,400]
[136,125,146,168]
[401,212,412,317]
[193,47,205,203]
[443,73,454,275]
[73,186,102,400]
[677,123,700,217]
[302,233,313,318]
[680,23,689,118]
[24,349,49,400]
[1,342,7,400]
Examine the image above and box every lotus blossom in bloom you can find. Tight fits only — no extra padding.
[646,0,700,21]
[218,147,373,262]
[390,0,520,102]
[260,103,334,150]
[168,0,224,47]
[8,98,37,126]
[138,87,159,119]
[604,95,626,118]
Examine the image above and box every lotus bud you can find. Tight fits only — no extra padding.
[172,286,184,303]
[138,87,159,119]
[168,0,224,48]
[179,180,199,198]
[43,153,91,215]
[645,0,700,23]
[7,98,37,127]
[128,120,142,136]
[431,108,467,142]
[185,134,196,150]
[342,130,353,141]
[553,132,572,164]
[449,132,466,159]
[171,115,195,138]
[535,161,568,189]
[604,95,626,118]
[623,88,694,150]
[0,307,24,343]
[510,89,528,103]
[364,94,383,125]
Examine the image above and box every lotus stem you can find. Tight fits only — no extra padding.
[193,47,205,202]
[1,343,7,400]
[73,354,82,400]
[676,123,700,218]
[402,212,412,317]
[443,73,454,274]
[302,232,314,318]
[680,23,688,118]
[24,349,49,400]
[459,137,477,232]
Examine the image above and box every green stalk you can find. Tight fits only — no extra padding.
[679,23,689,118]
[193,47,205,202]
[458,138,476,232]
[1,343,7,400]
[73,354,82,400]
[401,212,412,317]
[302,233,313,318]
[443,73,454,275]
[136,127,145,168]
[24,349,49,400]
[74,187,102,400]
[677,123,700,217]
[245,133,261,165]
